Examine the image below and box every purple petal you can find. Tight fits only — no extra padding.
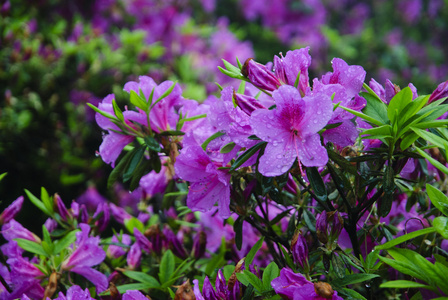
[122,290,148,300]
[323,120,359,147]
[175,146,211,182]
[187,179,231,218]
[99,132,134,167]
[258,141,296,177]
[69,266,108,292]
[296,134,328,167]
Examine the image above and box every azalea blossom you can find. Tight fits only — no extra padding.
[251,85,333,176]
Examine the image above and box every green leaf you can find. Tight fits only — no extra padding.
[234,216,244,251]
[360,92,388,124]
[0,172,7,181]
[222,59,242,75]
[433,216,448,239]
[87,103,117,121]
[332,273,379,287]
[411,128,448,150]
[306,167,327,202]
[123,146,146,182]
[112,99,125,122]
[362,82,383,102]
[158,130,185,136]
[245,236,265,270]
[159,250,175,284]
[130,90,148,111]
[361,125,392,138]
[262,262,279,290]
[387,87,413,125]
[107,147,137,189]
[338,104,384,127]
[205,249,225,276]
[400,132,419,150]
[41,187,54,215]
[144,136,161,152]
[122,270,160,286]
[375,227,436,250]
[426,184,448,216]
[237,80,246,95]
[124,217,145,234]
[15,238,48,257]
[340,288,367,300]
[230,142,267,171]
[399,95,429,125]
[220,142,236,154]
[53,230,80,254]
[242,270,265,292]
[413,119,448,129]
[201,131,226,151]
[24,189,51,216]
[153,81,177,106]
[415,147,448,176]
[380,280,431,289]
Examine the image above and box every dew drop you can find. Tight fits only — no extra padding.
[281,166,289,173]
[272,141,278,146]
[277,164,282,169]
[267,124,272,128]
[276,154,282,159]
[313,119,318,124]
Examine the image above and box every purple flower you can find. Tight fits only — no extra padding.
[2,219,40,243]
[174,144,231,218]
[0,196,23,224]
[274,47,312,95]
[53,285,95,300]
[107,234,132,258]
[271,268,343,300]
[61,224,108,292]
[55,194,70,221]
[134,228,152,253]
[122,290,148,300]
[251,85,333,176]
[316,211,344,246]
[6,256,45,299]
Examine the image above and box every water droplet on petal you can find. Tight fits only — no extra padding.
[281,166,289,173]
[272,141,278,146]
[277,154,282,159]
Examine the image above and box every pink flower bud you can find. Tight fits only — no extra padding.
[0,196,23,224]
[242,59,281,92]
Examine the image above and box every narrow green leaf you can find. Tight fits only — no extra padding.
[237,80,246,94]
[375,227,436,250]
[262,262,279,290]
[87,103,117,120]
[53,230,80,254]
[245,237,265,270]
[340,288,367,300]
[331,273,379,287]
[415,147,448,176]
[41,187,54,215]
[399,95,429,126]
[158,130,185,136]
[112,99,124,122]
[205,250,225,276]
[220,142,236,154]
[362,82,382,102]
[201,131,226,151]
[24,189,50,216]
[338,104,384,126]
[122,270,160,286]
[130,90,148,111]
[222,59,242,74]
[426,184,448,216]
[400,132,419,150]
[107,147,137,189]
[413,120,448,129]
[306,167,327,202]
[123,146,146,182]
[144,135,161,152]
[159,250,175,284]
[179,114,207,124]
[380,280,432,289]
[154,81,177,106]
[0,172,7,181]
[230,142,267,171]
[15,238,48,257]
[379,163,395,217]
[293,70,301,89]
[411,128,448,150]
[234,216,244,251]
[433,216,448,239]
[361,125,392,137]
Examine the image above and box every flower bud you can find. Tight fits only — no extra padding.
[291,232,309,271]
[93,202,110,233]
[242,59,281,92]
[202,276,218,299]
[316,211,344,247]
[164,227,187,259]
[428,80,448,104]
[233,91,266,116]
[0,196,23,225]
[145,225,163,254]
[126,242,142,270]
[54,194,69,221]
[134,228,152,253]
[192,231,207,259]
[313,281,335,299]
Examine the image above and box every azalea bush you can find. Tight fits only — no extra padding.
[2,45,448,299]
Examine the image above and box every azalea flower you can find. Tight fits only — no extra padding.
[251,85,333,176]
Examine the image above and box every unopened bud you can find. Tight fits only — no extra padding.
[54,194,69,221]
[233,91,266,115]
[242,58,281,92]
[291,232,309,271]
[316,211,343,247]
[428,80,448,104]
[192,231,207,259]
[0,196,23,225]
